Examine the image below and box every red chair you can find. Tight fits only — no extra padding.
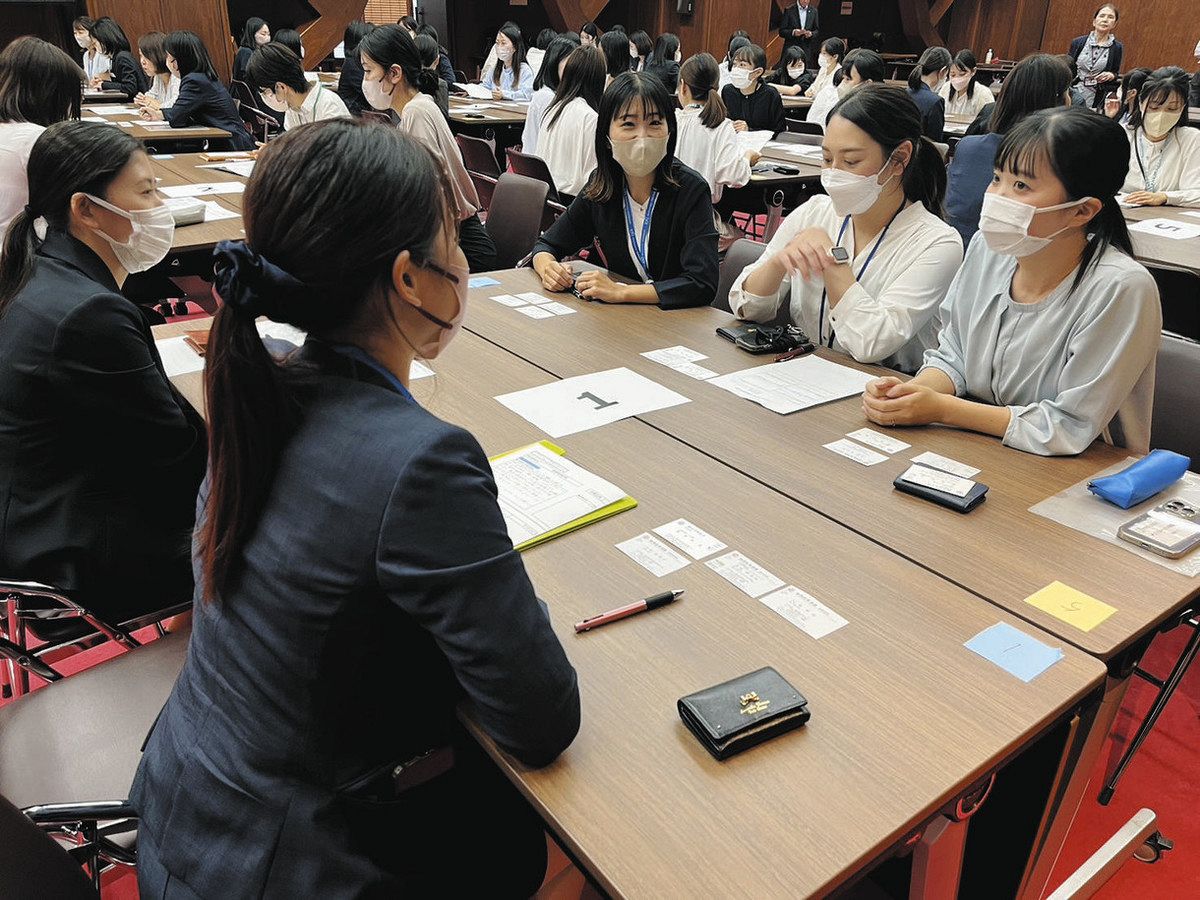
[505,147,562,203]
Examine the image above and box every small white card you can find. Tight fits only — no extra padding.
[542,302,576,315]
[846,428,911,454]
[653,519,727,560]
[515,291,554,305]
[669,361,718,380]
[489,293,527,307]
[615,533,690,577]
[759,586,849,639]
[411,360,434,380]
[156,336,205,377]
[706,551,785,599]
[516,305,555,319]
[1128,218,1200,240]
[824,438,888,467]
[897,464,975,497]
[199,200,239,221]
[911,451,980,478]
[160,182,246,198]
[641,346,708,366]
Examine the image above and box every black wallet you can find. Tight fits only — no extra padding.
[716,323,815,356]
[893,472,989,513]
[678,667,810,760]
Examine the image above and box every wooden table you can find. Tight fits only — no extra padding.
[944,113,973,138]
[780,94,813,111]
[448,95,529,126]
[151,153,247,253]
[82,89,127,103]
[83,105,231,145]
[153,318,1104,899]
[458,267,1200,896]
[1123,204,1200,278]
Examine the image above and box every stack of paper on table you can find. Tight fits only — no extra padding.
[489,441,636,551]
[708,355,874,414]
[737,130,776,154]
[455,82,494,100]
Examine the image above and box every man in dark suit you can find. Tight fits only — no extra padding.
[779,0,820,67]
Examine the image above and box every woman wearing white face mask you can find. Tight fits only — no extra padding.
[483,24,533,101]
[939,49,990,117]
[906,46,951,141]
[803,39,844,98]
[246,43,350,129]
[721,42,786,134]
[807,48,884,129]
[73,17,110,83]
[768,46,811,98]
[0,121,205,628]
[864,107,1160,456]
[1121,66,1200,208]
[532,72,719,308]
[732,85,962,372]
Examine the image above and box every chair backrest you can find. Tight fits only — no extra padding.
[713,238,768,313]
[785,117,823,136]
[230,79,267,118]
[485,173,551,269]
[505,147,560,201]
[456,133,501,178]
[454,69,467,84]
[1152,332,1200,469]
[775,131,823,146]
[0,794,92,899]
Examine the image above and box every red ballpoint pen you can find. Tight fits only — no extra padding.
[574,589,684,634]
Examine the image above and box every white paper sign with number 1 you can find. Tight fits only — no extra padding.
[494,368,690,438]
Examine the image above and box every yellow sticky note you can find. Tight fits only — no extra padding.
[1025,582,1117,632]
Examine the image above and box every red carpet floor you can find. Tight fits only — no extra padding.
[5,624,1198,898]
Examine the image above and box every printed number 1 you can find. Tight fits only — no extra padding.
[578,392,618,410]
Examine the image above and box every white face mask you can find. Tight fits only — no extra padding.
[362,72,395,110]
[260,88,289,112]
[836,80,854,99]
[818,54,831,69]
[729,68,755,89]
[674,50,682,63]
[950,74,972,92]
[84,194,174,273]
[1142,107,1183,139]
[978,193,1088,257]
[610,135,669,177]
[788,66,805,79]
[495,44,513,62]
[75,34,91,49]
[819,156,897,217]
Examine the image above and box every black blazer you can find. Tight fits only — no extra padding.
[644,59,680,92]
[908,81,946,142]
[101,50,148,99]
[337,53,368,115]
[778,3,820,63]
[232,46,253,84]
[0,230,205,622]
[965,101,994,137]
[130,341,580,897]
[1191,70,1200,109]
[531,162,720,309]
[721,82,787,134]
[165,72,256,150]
[1069,35,1123,109]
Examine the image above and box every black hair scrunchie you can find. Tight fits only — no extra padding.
[212,239,306,320]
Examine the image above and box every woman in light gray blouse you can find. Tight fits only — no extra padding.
[862,107,1161,456]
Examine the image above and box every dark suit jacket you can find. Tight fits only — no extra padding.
[644,59,680,92]
[436,48,456,88]
[165,72,256,150]
[0,230,205,622]
[531,162,720,309]
[337,53,368,116]
[101,50,148,99]
[908,81,946,142]
[232,46,253,84]
[965,101,994,137]
[130,341,580,897]
[1069,35,1124,108]
[779,3,820,63]
[945,132,1003,247]
[721,82,787,134]
[1189,70,1200,108]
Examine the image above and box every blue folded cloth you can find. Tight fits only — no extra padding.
[1087,449,1190,509]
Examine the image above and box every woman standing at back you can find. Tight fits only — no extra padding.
[130,119,579,897]
[1068,4,1122,109]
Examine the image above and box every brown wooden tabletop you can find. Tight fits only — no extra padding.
[1122,204,1200,277]
[151,153,247,252]
[780,94,813,110]
[152,318,1103,899]
[82,89,128,103]
[449,95,529,125]
[84,107,232,143]
[459,269,1200,662]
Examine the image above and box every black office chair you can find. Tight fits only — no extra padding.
[0,793,94,898]
[1098,331,1200,804]
[505,147,562,204]
[485,173,550,268]
[453,69,467,84]
[456,133,501,213]
[712,238,767,314]
[230,79,282,142]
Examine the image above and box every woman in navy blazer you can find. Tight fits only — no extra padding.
[140,31,255,151]
[532,71,719,309]
[131,120,579,898]
[88,17,147,99]
[906,46,951,142]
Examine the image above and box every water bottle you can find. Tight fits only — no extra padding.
[985,48,993,64]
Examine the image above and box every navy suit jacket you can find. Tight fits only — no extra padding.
[908,81,946,142]
[779,3,820,62]
[101,50,149,99]
[166,72,255,150]
[337,53,368,116]
[131,341,580,897]
[0,231,205,622]
[945,132,1003,246]
[531,162,720,309]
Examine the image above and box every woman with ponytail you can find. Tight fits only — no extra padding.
[359,24,496,270]
[130,119,580,897]
[731,84,962,372]
[906,45,952,141]
[864,107,1161,456]
[0,121,204,625]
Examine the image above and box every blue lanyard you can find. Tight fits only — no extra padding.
[817,211,899,347]
[623,188,658,279]
[329,343,417,405]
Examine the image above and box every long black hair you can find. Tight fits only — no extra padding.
[273,28,303,59]
[138,32,169,75]
[239,17,268,50]
[678,52,727,128]
[948,49,978,102]
[0,36,85,127]
[200,119,455,600]
[827,84,947,215]
[1128,66,1190,132]
[545,45,604,130]
[843,49,885,83]
[89,17,131,57]
[166,31,219,80]
[989,53,1071,135]
[491,23,526,85]
[995,106,1133,291]
[581,21,601,42]
[0,121,141,310]
[533,37,577,93]
[344,21,373,55]
[629,30,653,68]
[907,46,951,91]
[774,46,808,87]
[650,33,680,69]
[600,31,631,78]
[583,71,679,203]
[358,24,441,99]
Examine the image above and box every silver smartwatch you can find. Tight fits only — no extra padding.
[828,246,850,265]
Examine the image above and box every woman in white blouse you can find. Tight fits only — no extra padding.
[74,18,110,83]
[805,39,845,99]
[732,84,962,373]
[1122,66,1200,208]
[864,107,1160,456]
[939,50,991,118]
[134,32,178,112]
[539,45,605,197]
[521,38,575,156]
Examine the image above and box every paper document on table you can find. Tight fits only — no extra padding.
[198,160,256,177]
[88,105,139,115]
[1127,218,1200,240]
[759,586,848,639]
[489,441,636,550]
[897,464,975,497]
[160,182,246,198]
[156,336,206,377]
[738,130,776,153]
[455,82,494,99]
[641,346,707,366]
[495,367,690,438]
[764,140,823,159]
[846,428,910,454]
[910,451,979,478]
[200,201,239,221]
[653,518,726,560]
[706,551,785,598]
[824,438,888,467]
[707,355,873,414]
[616,533,690,576]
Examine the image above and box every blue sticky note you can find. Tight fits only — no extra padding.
[964,622,1065,683]
[468,276,500,288]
